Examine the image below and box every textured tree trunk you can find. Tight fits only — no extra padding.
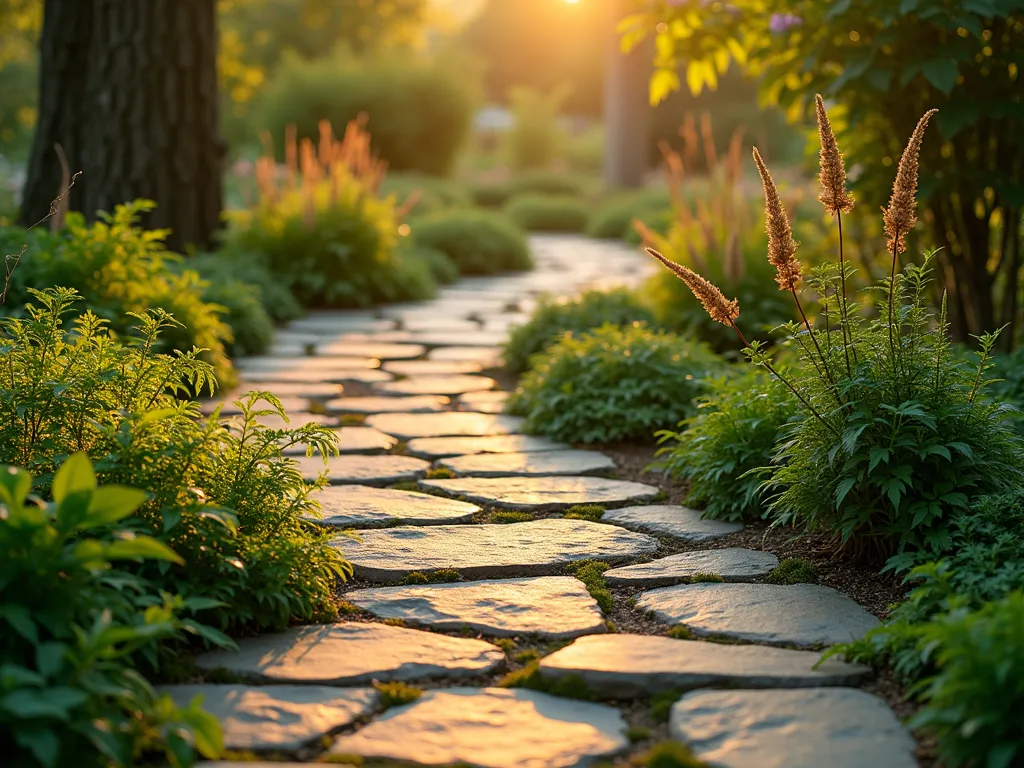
[603,0,652,188]
[19,0,224,252]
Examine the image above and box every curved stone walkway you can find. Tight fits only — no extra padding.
[191,235,917,768]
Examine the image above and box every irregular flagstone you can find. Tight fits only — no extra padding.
[245,413,337,431]
[295,454,429,486]
[161,684,377,752]
[382,359,485,376]
[373,375,497,397]
[308,485,479,528]
[233,367,393,385]
[601,505,743,541]
[329,687,629,768]
[286,314,394,334]
[327,330,420,344]
[401,317,484,333]
[365,412,524,441]
[201,395,311,416]
[405,434,570,460]
[333,519,658,582]
[420,476,659,512]
[604,549,779,587]
[315,341,426,359]
[236,355,379,373]
[636,583,881,648]
[409,330,511,348]
[235,380,344,399]
[438,450,616,478]
[458,390,509,414]
[326,395,450,415]
[670,688,917,768]
[346,577,607,639]
[537,635,870,698]
[195,622,503,685]
[281,426,397,456]
[427,345,504,365]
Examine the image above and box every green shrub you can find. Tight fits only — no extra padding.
[257,51,477,176]
[587,189,672,241]
[379,174,472,217]
[0,289,351,633]
[1,200,235,383]
[988,347,1024,434]
[504,288,657,374]
[655,372,797,521]
[471,171,592,209]
[766,558,818,585]
[410,209,532,275]
[506,86,567,171]
[508,324,721,444]
[0,455,224,768]
[502,193,590,233]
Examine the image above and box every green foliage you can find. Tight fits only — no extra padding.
[626,726,652,744]
[587,189,673,242]
[499,661,594,700]
[0,455,224,768]
[399,569,460,585]
[655,372,797,521]
[257,51,477,176]
[425,467,455,480]
[633,741,709,768]
[372,681,423,709]
[502,194,590,233]
[513,649,541,664]
[0,200,234,382]
[567,560,613,613]
[0,289,351,633]
[504,288,655,374]
[409,209,532,276]
[471,172,592,209]
[508,324,721,444]
[766,558,818,585]
[666,626,693,640]
[563,505,605,522]
[690,572,725,584]
[490,511,533,524]
[650,691,683,723]
[506,86,567,172]
[379,174,472,218]
[989,346,1024,434]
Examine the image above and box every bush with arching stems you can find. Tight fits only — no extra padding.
[647,95,1023,565]
[502,193,591,233]
[409,208,532,276]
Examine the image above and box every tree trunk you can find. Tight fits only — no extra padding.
[603,0,652,188]
[19,0,225,253]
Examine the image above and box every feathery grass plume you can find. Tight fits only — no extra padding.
[814,95,854,215]
[752,147,802,291]
[883,109,939,254]
[645,247,739,325]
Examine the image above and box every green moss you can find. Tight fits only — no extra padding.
[340,414,367,426]
[513,649,541,664]
[493,637,517,653]
[690,572,724,583]
[667,625,694,640]
[766,557,819,585]
[389,481,422,492]
[633,740,709,767]
[337,600,365,616]
[563,504,605,522]
[426,467,455,479]
[605,619,617,632]
[499,661,594,700]
[373,681,423,708]
[626,725,652,743]
[400,568,460,585]
[383,618,408,627]
[491,511,534,524]
[650,690,684,723]
[391,441,409,455]
[567,560,614,613]
[401,571,431,585]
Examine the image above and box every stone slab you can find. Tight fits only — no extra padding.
[286,314,394,335]
[438,450,616,478]
[196,622,503,685]
[346,577,607,639]
[601,505,743,541]
[161,684,377,751]
[604,549,779,587]
[427,346,504,365]
[670,688,917,768]
[329,687,629,768]
[234,367,393,385]
[636,583,880,648]
[333,518,658,583]
[315,341,426,359]
[374,375,497,397]
[419,476,660,512]
[308,485,479,528]
[282,426,397,456]
[458,391,509,414]
[405,435,571,460]
[365,412,524,441]
[235,381,344,400]
[236,356,379,373]
[295,455,429,487]
[248,413,338,431]
[382,359,485,376]
[410,331,510,348]
[326,395,451,415]
[538,635,871,698]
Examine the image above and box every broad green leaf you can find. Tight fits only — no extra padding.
[51,453,96,504]
[921,58,959,94]
[1,605,39,644]
[12,728,60,768]
[106,535,185,565]
[84,485,148,528]
[0,465,32,507]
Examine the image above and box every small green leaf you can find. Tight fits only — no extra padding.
[106,535,185,565]
[84,486,148,528]
[51,453,96,504]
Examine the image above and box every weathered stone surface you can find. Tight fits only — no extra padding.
[439,450,616,478]
[308,485,479,528]
[636,583,880,648]
[249,413,337,431]
[195,623,503,685]
[410,330,510,348]
[365,412,524,441]
[286,313,393,335]
[236,355,379,373]
[326,395,450,415]
[427,346,503,365]
[332,519,658,582]
[405,435,570,460]
[374,375,497,397]
[295,455,429,487]
[161,684,377,751]
[329,688,629,768]
[236,381,344,399]
[282,426,397,456]
[670,688,917,768]
[458,390,508,414]
[315,341,426,359]
[401,317,483,333]
[601,505,743,541]
[201,395,312,416]
[383,359,485,376]
[604,549,779,587]
[235,367,393,385]
[420,476,659,512]
[538,635,870,698]
[346,577,607,638]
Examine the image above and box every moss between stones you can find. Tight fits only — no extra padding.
[373,680,424,709]
[626,725,652,743]
[426,467,456,479]
[493,637,517,653]
[633,741,710,767]
[383,618,408,627]
[513,648,541,664]
[766,557,819,585]
[491,510,533,524]
[498,660,594,701]
[650,690,684,723]
[566,560,614,613]
[563,504,605,522]
[340,414,367,426]
[389,481,422,492]
[690,572,724,583]
[400,568,461,585]
[666,625,693,640]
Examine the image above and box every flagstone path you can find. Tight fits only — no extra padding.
[191,235,918,767]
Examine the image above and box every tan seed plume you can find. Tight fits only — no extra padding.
[883,108,938,254]
[752,147,802,291]
[645,247,739,325]
[815,95,855,215]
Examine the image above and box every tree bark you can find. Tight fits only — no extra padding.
[19,0,225,253]
[603,0,652,188]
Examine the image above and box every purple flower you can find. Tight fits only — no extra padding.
[769,12,802,33]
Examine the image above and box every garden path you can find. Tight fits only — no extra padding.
[184,235,918,768]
